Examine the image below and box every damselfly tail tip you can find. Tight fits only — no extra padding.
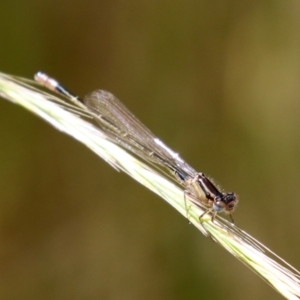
[34,71,59,92]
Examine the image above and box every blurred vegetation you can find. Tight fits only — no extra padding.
[0,1,300,299]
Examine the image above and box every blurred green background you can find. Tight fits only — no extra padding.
[1,1,300,299]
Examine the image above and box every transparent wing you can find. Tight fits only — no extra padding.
[84,89,198,181]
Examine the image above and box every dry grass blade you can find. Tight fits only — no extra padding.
[0,72,299,299]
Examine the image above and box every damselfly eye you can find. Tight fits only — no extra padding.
[213,198,226,212]
[225,200,238,213]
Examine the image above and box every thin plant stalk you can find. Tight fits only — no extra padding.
[0,72,299,300]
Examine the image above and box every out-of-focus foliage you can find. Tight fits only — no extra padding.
[0,1,300,299]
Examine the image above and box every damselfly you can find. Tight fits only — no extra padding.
[35,72,238,223]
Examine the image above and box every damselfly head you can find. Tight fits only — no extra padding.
[213,192,238,214]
